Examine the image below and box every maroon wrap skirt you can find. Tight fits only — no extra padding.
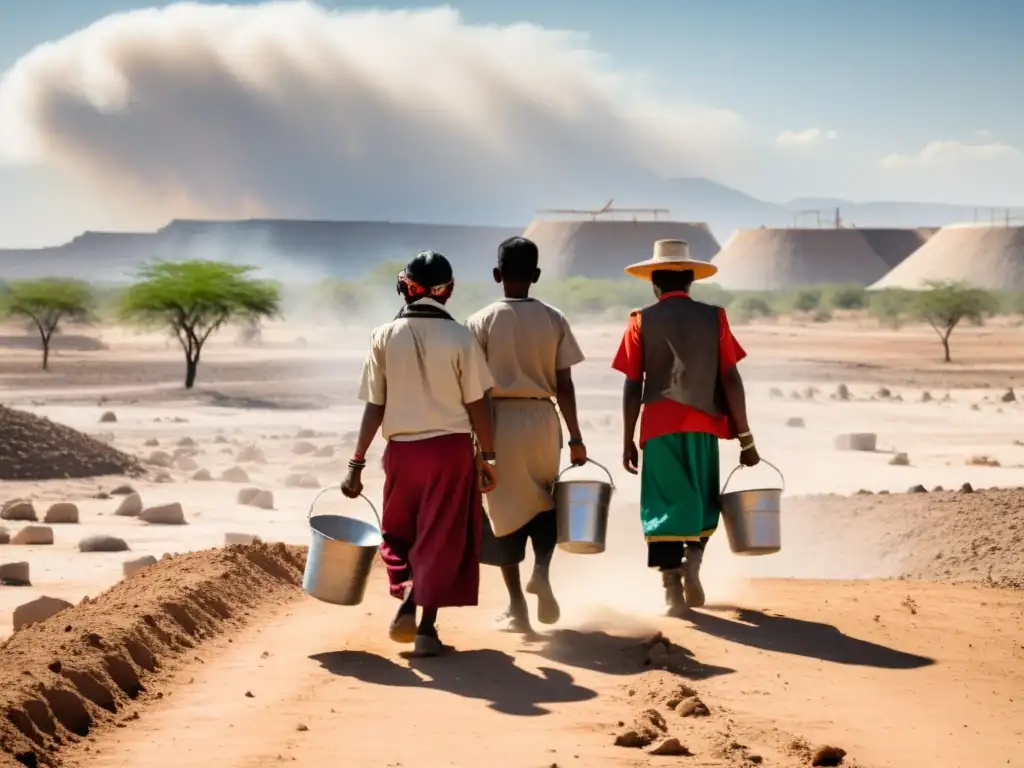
[379,432,482,608]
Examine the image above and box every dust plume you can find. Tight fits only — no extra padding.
[0,1,746,225]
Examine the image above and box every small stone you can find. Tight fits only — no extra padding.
[833,433,877,452]
[296,429,318,439]
[0,526,8,544]
[314,445,335,458]
[811,745,847,766]
[146,450,174,468]
[123,555,158,578]
[932,485,944,492]
[110,485,136,496]
[154,471,174,483]
[114,493,143,517]
[221,467,250,483]
[614,730,651,749]
[960,482,974,493]
[292,441,317,455]
[0,561,31,586]
[44,502,80,524]
[237,488,274,510]
[1001,388,1016,403]
[785,417,805,428]
[966,455,1000,467]
[177,437,196,447]
[143,438,159,447]
[13,595,73,631]
[99,411,117,423]
[768,387,784,399]
[920,391,932,403]
[176,456,200,471]
[12,526,54,546]
[674,696,710,717]
[140,503,186,525]
[876,386,891,398]
[1,500,38,522]
[245,691,254,698]
[834,383,850,401]
[854,489,873,495]
[285,473,320,489]
[79,535,130,553]
[888,452,910,466]
[236,446,266,463]
[908,484,927,494]
[192,469,213,481]
[214,434,229,444]
[296,723,309,732]
[649,738,690,756]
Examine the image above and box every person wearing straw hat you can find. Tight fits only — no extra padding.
[341,251,498,657]
[466,236,588,636]
[611,239,760,616]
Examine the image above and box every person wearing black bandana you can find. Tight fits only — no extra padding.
[342,251,498,656]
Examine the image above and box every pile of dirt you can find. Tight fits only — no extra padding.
[0,542,305,767]
[756,488,1024,588]
[0,405,143,481]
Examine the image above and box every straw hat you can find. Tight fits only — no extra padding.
[623,239,718,281]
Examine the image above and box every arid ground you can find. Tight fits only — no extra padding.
[1,316,1023,768]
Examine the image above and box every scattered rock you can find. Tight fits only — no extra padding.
[122,555,158,578]
[932,485,944,492]
[11,525,54,545]
[285,473,320,489]
[854,489,873,495]
[114,493,143,517]
[296,429,318,439]
[785,417,805,428]
[768,387,784,399]
[970,403,981,411]
[614,709,666,749]
[908,484,927,494]
[314,445,335,458]
[177,436,196,447]
[13,595,73,631]
[0,526,8,544]
[238,488,274,509]
[674,696,710,717]
[920,391,932,403]
[146,450,174,468]
[221,466,251,483]
[236,446,266,463]
[888,453,910,466]
[224,532,261,546]
[296,723,309,732]
[811,745,847,766]
[1002,388,1016,403]
[192,469,213,481]
[0,561,30,586]
[43,502,80,524]
[833,433,877,452]
[214,434,229,444]
[99,411,118,423]
[960,482,974,493]
[650,738,690,757]
[140,502,186,525]
[154,471,174,483]
[176,456,200,471]
[876,386,891,398]
[1,500,38,522]
[93,491,110,500]
[143,438,160,447]
[110,484,136,495]
[802,386,819,400]
[833,383,850,401]
[966,455,1000,467]
[79,535,130,553]
[292,441,317,455]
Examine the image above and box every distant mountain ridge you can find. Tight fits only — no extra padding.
[0,178,1012,281]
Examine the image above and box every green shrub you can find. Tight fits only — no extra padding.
[824,284,867,310]
[868,288,915,329]
[790,287,823,313]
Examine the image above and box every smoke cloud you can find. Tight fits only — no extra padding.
[0,1,747,224]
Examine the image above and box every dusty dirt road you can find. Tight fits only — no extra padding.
[67,569,1024,768]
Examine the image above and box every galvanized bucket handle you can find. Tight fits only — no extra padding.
[307,486,383,531]
[554,457,616,490]
[721,459,785,495]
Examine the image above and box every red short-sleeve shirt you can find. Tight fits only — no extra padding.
[611,292,746,446]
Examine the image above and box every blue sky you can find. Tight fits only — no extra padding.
[1,0,1022,246]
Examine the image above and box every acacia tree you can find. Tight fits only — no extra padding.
[3,278,94,370]
[913,280,994,363]
[120,261,280,389]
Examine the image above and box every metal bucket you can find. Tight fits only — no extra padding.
[302,489,383,606]
[554,459,615,554]
[719,459,784,556]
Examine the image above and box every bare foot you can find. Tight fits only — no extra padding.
[495,603,532,634]
[525,576,561,625]
[409,634,444,658]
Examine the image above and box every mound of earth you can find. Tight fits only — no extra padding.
[0,542,305,766]
[0,405,143,481]
[761,488,1024,589]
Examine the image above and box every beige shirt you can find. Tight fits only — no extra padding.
[358,299,494,441]
[466,298,585,399]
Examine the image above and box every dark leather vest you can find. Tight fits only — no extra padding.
[639,296,725,416]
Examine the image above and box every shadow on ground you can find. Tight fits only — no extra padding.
[310,648,597,716]
[533,629,736,680]
[687,608,935,669]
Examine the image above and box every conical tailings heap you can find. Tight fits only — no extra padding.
[522,219,720,279]
[710,228,897,290]
[871,224,1024,290]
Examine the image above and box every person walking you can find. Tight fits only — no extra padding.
[342,251,498,656]
[610,239,760,616]
[466,237,587,635]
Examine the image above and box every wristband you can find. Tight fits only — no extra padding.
[740,441,756,452]
[568,437,584,447]
[348,457,366,470]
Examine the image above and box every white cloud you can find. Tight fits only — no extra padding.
[975,128,991,139]
[880,139,1022,169]
[775,127,837,147]
[0,1,748,224]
